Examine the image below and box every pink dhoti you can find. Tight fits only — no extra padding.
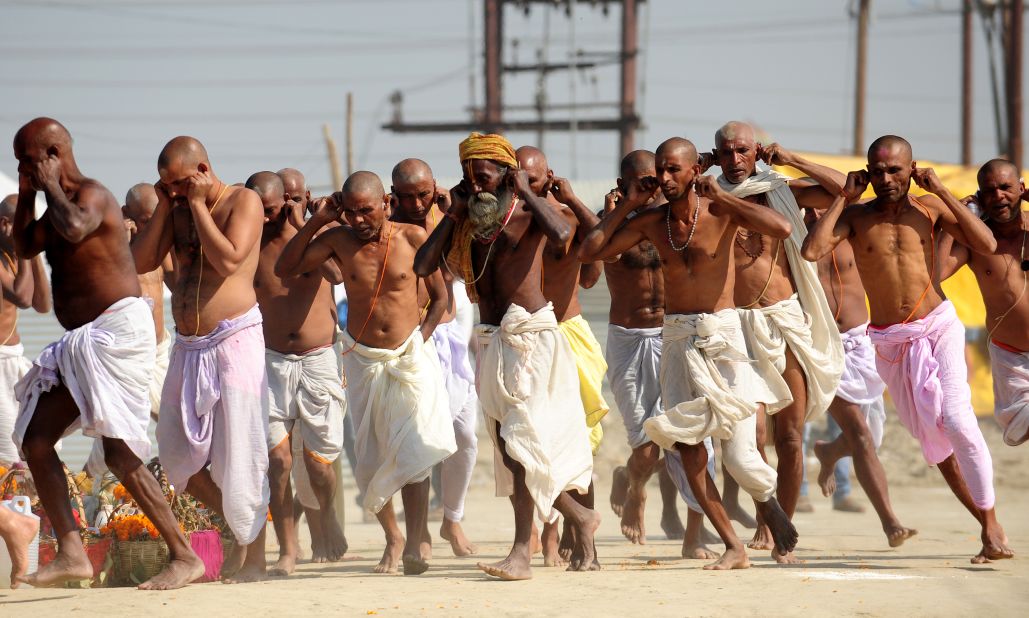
[157,306,270,544]
[868,301,995,510]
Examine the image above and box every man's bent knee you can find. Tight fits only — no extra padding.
[102,439,142,478]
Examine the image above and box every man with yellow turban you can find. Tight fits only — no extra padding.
[415,132,601,580]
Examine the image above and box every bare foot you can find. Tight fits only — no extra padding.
[703,546,750,571]
[682,538,719,560]
[660,506,685,540]
[973,524,1015,564]
[609,466,628,516]
[773,549,805,564]
[138,555,206,590]
[222,563,266,584]
[221,542,246,578]
[440,519,478,557]
[755,498,799,557]
[402,536,430,576]
[567,510,602,572]
[0,507,39,588]
[813,440,837,497]
[478,552,532,581]
[530,522,542,555]
[725,501,758,529]
[18,547,92,588]
[374,535,404,574]
[886,525,918,548]
[321,510,348,562]
[557,519,574,563]
[620,486,647,544]
[833,496,866,513]
[795,495,815,513]
[267,554,296,577]
[747,525,774,551]
[542,522,566,567]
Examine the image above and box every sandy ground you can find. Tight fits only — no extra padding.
[3,414,1028,617]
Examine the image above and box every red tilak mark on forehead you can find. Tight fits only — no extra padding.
[874,147,891,159]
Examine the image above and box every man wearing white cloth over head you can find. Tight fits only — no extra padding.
[12,118,203,590]
[133,136,270,584]
[277,170,455,576]
[708,122,845,563]
[581,136,798,571]
[415,132,601,580]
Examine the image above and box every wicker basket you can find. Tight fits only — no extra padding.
[112,537,169,586]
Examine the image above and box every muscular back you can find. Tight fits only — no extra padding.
[256,225,338,353]
[171,186,261,336]
[43,179,141,330]
[846,195,946,325]
[466,204,550,326]
[811,237,868,331]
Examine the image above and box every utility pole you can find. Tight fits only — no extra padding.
[1008,0,1024,170]
[620,0,639,158]
[484,0,503,133]
[322,124,343,191]
[961,0,974,166]
[853,0,870,156]
[345,92,354,177]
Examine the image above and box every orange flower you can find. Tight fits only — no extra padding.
[113,484,130,502]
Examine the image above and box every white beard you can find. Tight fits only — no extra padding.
[468,187,514,241]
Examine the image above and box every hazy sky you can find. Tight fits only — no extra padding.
[2,0,1025,200]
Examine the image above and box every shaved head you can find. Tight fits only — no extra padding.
[124,183,159,220]
[867,135,912,163]
[391,158,433,187]
[977,158,1019,184]
[715,121,755,148]
[13,117,72,153]
[0,194,16,220]
[158,136,210,172]
[620,150,656,178]
[245,171,285,199]
[341,170,385,199]
[656,137,699,164]
[515,146,553,197]
[277,167,306,192]
[515,145,548,171]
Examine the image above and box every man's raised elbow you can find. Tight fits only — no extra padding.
[772,220,792,240]
[800,240,821,262]
[413,259,437,279]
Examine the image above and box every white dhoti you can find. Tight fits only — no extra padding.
[14,297,155,467]
[988,341,1029,447]
[606,324,712,513]
[644,309,787,502]
[720,170,844,422]
[838,323,887,449]
[739,295,841,422]
[266,345,347,461]
[339,328,456,514]
[150,330,171,417]
[157,305,270,545]
[474,303,593,523]
[0,344,32,463]
[431,319,478,522]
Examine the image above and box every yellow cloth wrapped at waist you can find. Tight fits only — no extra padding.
[557,315,610,431]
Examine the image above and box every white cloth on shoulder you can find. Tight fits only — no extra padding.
[738,294,842,422]
[988,341,1029,446]
[339,328,456,514]
[838,323,887,448]
[719,169,844,421]
[14,297,155,465]
[0,344,32,463]
[157,305,270,545]
[474,303,593,524]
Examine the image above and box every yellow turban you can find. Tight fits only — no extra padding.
[458,132,518,169]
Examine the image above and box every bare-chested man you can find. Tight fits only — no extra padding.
[0,194,49,466]
[803,208,917,547]
[277,170,455,576]
[246,171,348,577]
[598,151,720,559]
[707,122,846,562]
[390,158,479,558]
[11,118,203,589]
[515,145,606,566]
[804,135,1012,563]
[581,137,798,570]
[942,159,1029,447]
[133,136,270,583]
[415,132,600,580]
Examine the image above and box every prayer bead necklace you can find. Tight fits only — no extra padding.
[666,194,702,252]
[734,229,765,259]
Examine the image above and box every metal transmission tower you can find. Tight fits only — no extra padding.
[382,0,644,165]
